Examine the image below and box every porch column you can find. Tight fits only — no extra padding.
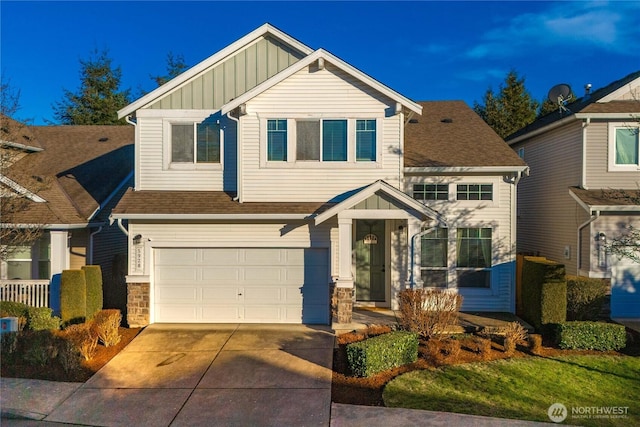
[332,217,354,324]
[49,230,70,277]
[407,219,423,289]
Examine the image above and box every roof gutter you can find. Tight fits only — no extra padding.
[404,166,529,174]
[110,213,313,221]
[0,223,99,230]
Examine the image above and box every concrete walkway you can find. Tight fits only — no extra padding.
[2,322,556,426]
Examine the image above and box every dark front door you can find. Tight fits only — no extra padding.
[355,220,386,302]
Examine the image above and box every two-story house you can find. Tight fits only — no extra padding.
[112,24,527,327]
[1,117,133,311]
[507,71,640,318]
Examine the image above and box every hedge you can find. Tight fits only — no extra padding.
[346,331,419,377]
[521,257,567,333]
[60,269,87,325]
[555,321,626,351]
[566,276,609,321]
[0,301,60,330]
[82,265,103,320]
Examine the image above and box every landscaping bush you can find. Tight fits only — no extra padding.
[521,258,566,333]
[468,336,493,360]
[555,321,626,351]
[528,334,543,355]
[82,265,103,320]
[22,330,60,366]
[503,322,528,355]
[60,269,87,325]
[0,331,19,363]
[92,309,122,347]
[0,300,28,317]
[346,331,419,377]
[398,288,463,339]
[55,337,81,374]
[26,306,61,331]
[566,276,609,321]
[64,322,98,360]
[426,338,461,364]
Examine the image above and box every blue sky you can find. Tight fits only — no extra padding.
[2,1,639,125]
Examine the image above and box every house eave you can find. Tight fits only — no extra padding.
[1,223,92,230]
[404,166,528,175]
[574,112,640,120]
[569,190,640,214]
[109,213,313,221]
[507,115,578,145]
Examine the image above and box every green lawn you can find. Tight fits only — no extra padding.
[383,355,640,426]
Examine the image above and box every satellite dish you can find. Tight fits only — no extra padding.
[547,84,573,115]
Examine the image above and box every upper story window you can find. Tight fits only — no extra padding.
[457,184,493,201]
[296,119,347,161]
[414,184,448,201]
[171,122,220,164]
[356,120,376,161]
[614,127,639,166]
[267,119,287,161]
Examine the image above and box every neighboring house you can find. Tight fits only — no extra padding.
[112,24,527,327]
[507,71,640,318]
[1,120,134,312]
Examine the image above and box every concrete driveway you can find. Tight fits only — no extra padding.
[42,324,334,426]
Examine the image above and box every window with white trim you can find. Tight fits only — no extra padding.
[267,119,287,161]
[296,119,347,161]
[456,228,491,288]
[613,127,639,166]
[457,184,493,201]
[1,236,50,280]
[421,228,448,288]
[413,184,449,201]
[171,122,220,164]
[356,119,376,161]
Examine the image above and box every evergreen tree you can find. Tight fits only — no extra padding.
[53,49,130,125]
[151,52,188,87]
[473,70,539,139]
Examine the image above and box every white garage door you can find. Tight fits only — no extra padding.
[154,248,329,324]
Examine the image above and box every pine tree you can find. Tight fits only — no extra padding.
[473,70,539,139]
[151,52,188,87]
[53,49,130,125]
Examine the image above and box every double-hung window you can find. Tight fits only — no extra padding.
[171,122,220,164]
[421,228,448,287]
[613,127,639,167]
[413,184,448,201]
[456,228,492,288]
[267,119,287,161]
[295,119,347,162]
[457,184,493,201]
[356,119,376,161]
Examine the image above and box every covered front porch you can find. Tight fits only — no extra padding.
[316,180,444,324]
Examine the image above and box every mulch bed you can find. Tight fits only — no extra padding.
[1,327,140,382]
[332,326,640,407]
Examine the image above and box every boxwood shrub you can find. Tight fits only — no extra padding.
[521,257,566,333]
[60,269,87,325]
[0,301,60,330]
[555,321,626,351]
[82,265,103,320]
[566,276,608,321]
[346,331,418,377]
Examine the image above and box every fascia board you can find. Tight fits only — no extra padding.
[575,112,640,120]
[0,174,47,203]
[222,49,422,115]
[109,213,312,221]
[598,77,640,103]
[118,23,314,118]
[507,115,577,145]
[404,166,529,174]
[569,189,640,213]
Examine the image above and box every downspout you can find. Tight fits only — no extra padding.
[116,218,129,237]
[577,210,600,275]
[226,111,241,202]
[409,226,434,289]
[87,226,103,265]
[511,169,527,313]
[581,118,591,189]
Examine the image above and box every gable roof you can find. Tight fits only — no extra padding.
[404,101,527,170]
[118,23,313,118]
[221,48,422,116]
[314,180,444,225]
[507,70,640,143]
[3,125,134,226]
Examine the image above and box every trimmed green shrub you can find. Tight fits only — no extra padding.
[555,321,626,351]
[566,276,609,321]
[26,306,61,331]
[82,265,103,319]
[22,330,59,366]
[0,300,29,317]
[346,331,418,377]
[60,269,87,325]
[521,257,567,333]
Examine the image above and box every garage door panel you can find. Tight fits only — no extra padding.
[154,248,329,324]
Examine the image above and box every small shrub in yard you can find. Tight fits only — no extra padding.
[426,338,461,364]
[398,289,463,340]
[468,336,492,360]
[92,309,122,347]
[528,334,543,355]
[0,331,19,363]
[60,269,87,325]
[566,276,608,321]
[346,331,419,377]
[503,322,528,355]
[26,306,61,331]
[22,330,60,366]
[55,336,81,374]
[64,322,98,360]
[555,321,626,351]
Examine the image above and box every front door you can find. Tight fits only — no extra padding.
[355,220,386,302]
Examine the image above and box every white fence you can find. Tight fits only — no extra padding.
[0,280,50,308]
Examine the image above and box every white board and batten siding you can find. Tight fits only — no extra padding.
[239,64,403,202]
